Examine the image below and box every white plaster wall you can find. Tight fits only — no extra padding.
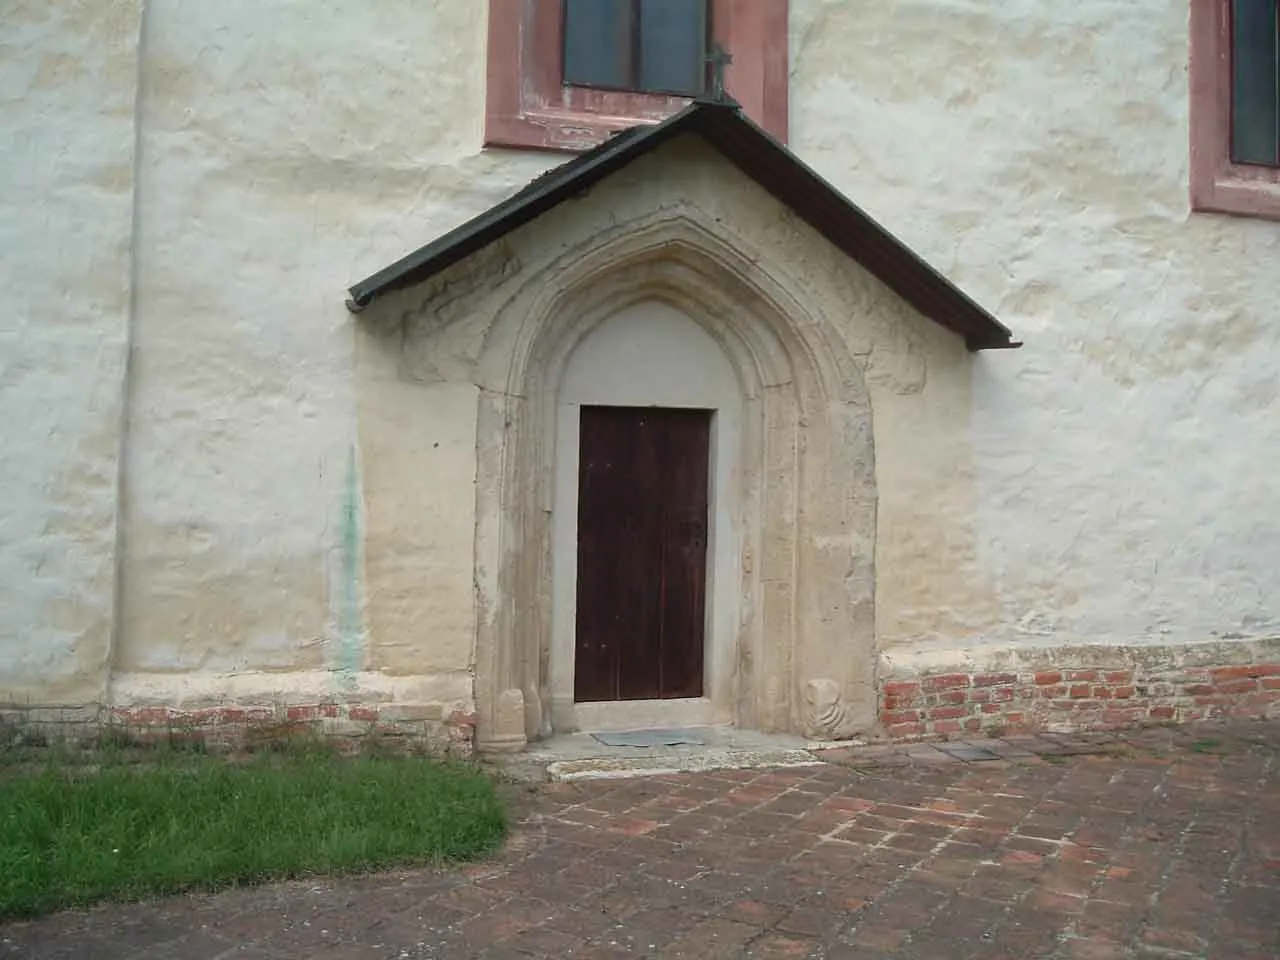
[109,0,549,709]
[787,0,1280,663]
[0,1,142,705]
[3,0,1278,710]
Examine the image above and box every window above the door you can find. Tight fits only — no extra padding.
[485,0,788,152]
[1190,0,1280,220]
[563,0,710,97]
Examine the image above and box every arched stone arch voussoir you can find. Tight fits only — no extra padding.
[473,208,877,751]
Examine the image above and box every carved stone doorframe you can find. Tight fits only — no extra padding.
[472,209,877,751]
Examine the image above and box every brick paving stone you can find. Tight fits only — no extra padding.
[935,742,1002,762]
[2,719,1278,959]
[662,918,759,958]
[745,933,816,958]
[900,744,959,764]
[1058,938,1129,960]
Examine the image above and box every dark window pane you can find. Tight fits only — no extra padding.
[1231,0,1279,166]
[564,0,634,90]
[638,0,708,95]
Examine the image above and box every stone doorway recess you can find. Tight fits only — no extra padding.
[473,212,878,751]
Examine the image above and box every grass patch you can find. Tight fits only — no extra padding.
[0,741,506,920]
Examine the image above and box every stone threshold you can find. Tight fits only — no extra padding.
[491,720,1253,781]
[492,725,1139,782]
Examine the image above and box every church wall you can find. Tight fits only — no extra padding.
[1,0,1276,742]
[787,0,1280,730]
[790,0,1279,665]
[0,1,142,712]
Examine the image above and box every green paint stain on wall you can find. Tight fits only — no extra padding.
[337,445,363,690]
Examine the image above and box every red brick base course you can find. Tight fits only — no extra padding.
[8,665,1279,752]
[0,703,478,756]
[881,663,1280,740]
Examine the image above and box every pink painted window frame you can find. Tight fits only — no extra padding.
[1189,0,1280,220]
[485,0,788,152]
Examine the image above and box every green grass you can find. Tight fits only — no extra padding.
[0,742,507,920]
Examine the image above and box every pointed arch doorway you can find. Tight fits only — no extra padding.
[549,300,742,732]
[472,215,879,751]
[345,105,1017,754]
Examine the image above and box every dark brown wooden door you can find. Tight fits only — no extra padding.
[574,406,710,702]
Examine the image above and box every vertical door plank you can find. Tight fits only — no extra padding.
[616,409,665,699]
[657,409,710,699]
[574,407,617,701]
[575,406,663,701]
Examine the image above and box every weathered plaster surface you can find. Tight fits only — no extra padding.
[111,0,543,709]
[2,1,1277,727]
[789,0,1280,659]
[0,0,142,704]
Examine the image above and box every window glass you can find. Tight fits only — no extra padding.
[639,0,708,95]
[563,0,707,96]
[563,0,633,90]
[1231,0,1280,166]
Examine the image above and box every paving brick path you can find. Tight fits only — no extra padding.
[3,721,1278,959]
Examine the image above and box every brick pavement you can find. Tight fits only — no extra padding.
[2,721,1278,959]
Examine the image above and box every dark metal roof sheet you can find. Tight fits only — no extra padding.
[347,101,1019,351]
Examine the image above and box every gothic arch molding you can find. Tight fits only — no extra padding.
[473,209,878,750]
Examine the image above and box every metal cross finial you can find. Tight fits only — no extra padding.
[704,42,733,102]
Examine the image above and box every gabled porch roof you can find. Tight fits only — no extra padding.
[347,101,1019,352]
